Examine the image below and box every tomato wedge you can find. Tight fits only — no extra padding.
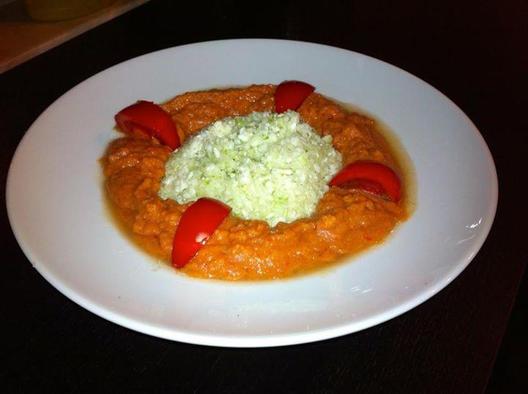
[172,198,231,268]
[274,80,315,113]
[329,161,402,202]
[115,100,180,150]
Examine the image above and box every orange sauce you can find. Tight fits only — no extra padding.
[101,85,411,280]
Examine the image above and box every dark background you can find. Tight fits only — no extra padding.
[1,0,526,392]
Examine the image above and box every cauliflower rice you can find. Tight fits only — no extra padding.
[159,111,342,226]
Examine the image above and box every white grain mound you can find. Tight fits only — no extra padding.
[159,111,342,226]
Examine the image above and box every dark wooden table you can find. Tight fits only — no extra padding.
[1,1,526,392]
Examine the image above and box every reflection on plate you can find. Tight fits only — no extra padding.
[6,39,498,347]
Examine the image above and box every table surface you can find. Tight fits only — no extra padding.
[0,0,149,73]
[1,1,526,392]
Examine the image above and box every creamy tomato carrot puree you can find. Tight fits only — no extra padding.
[102,84,409,280]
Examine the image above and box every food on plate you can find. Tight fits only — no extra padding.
[114,100,181,149]
[159,111,342,227]
[102,83,410,280]
[171,197,231,268]
[274,80,315,113]
[329,161,402,202]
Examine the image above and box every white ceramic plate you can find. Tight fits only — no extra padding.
[6,39,498,347]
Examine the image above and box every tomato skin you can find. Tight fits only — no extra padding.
[172,198,231,268]
[115,100,180,150]
[329,161,402,202]
[274,81,315,113]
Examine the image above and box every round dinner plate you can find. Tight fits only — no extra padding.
[6,39,498,347]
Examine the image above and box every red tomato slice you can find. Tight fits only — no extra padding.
[115,100,180,150]
[274,81,315,113]
[172,198,231,268]
[329,161,402,202]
